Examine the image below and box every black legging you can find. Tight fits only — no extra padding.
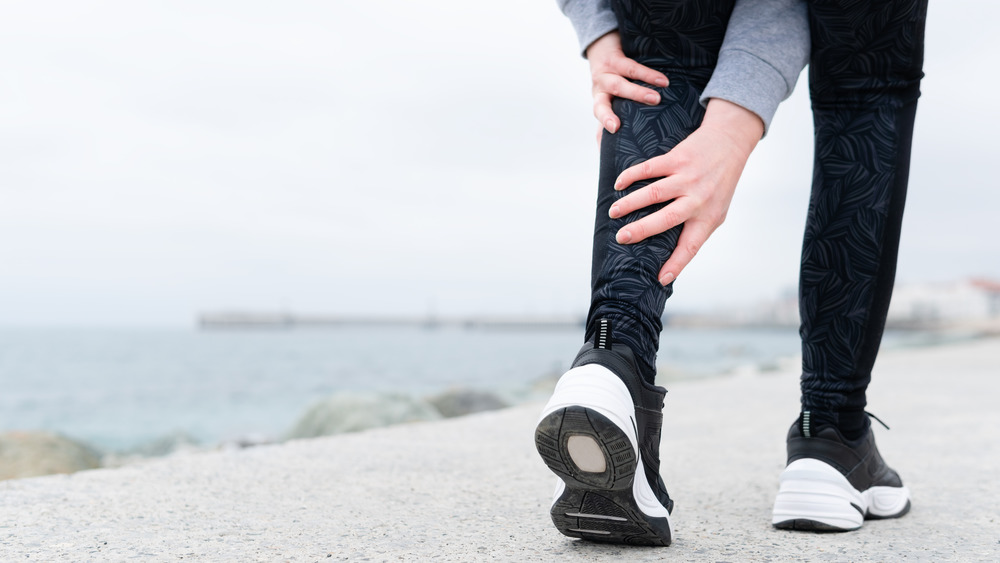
[586,0,927,427]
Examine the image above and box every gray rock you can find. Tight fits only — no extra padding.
[128,430,202,457]
[426,388,509,418]
[286,392,441,439]
[219,433,272,450]
[0,431,101,480]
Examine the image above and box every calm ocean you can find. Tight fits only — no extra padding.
[0,325,925,452]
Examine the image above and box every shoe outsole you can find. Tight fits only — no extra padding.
[535,405,672,546]
[772,459,911,532]
[772,500,911,533]
[772,518,858,532]
[866,499,911,521]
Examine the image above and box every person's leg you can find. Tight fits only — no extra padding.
[586,1,736,384]
[773,0,927,532]
[583,79,706,383]
[535,0,736,546]
[799,0,928,439]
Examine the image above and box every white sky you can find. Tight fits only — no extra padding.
[0,1,997,326]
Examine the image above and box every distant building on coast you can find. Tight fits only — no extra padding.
[664,278,1000,332]
[885,278,1000,330]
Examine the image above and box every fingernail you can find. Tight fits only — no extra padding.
[609,205,620,218]
[644,93,659,104]
[655,77,668,87]
[605,119,616,133]
[614,178,623,190]
[616,230,632,244]
[659,272,675,286]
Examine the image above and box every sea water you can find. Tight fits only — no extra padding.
[0,325,929,452]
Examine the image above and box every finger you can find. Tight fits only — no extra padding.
[614,153,679,191]
[609,177,683,218]
[613,58,669,88]
[615,198,695,245]
[657,222,714,285]
[595,73,661,106]
[592,92,618,133]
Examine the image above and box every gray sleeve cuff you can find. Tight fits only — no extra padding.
[556,0,619,57]
[699,49,792,136]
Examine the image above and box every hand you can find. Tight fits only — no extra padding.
[608,99,765,285]
[586,31,669,135]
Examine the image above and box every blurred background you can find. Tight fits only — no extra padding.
[0,1,997,476]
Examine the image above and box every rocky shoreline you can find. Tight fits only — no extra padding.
[2,328,991,482]
[0,387,521,481]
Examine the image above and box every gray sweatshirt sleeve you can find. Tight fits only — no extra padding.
[700,0,809,134]
[556,0,618,56]
[557,0,809,133]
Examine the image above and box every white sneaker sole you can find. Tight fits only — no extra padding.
[772,458,911,531]
[534,364,672,546]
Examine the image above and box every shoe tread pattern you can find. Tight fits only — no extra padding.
[535,406,635,490]
[535,406,671,546]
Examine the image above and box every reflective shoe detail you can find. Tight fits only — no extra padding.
[772,417,911,532]
[535,361,672,546]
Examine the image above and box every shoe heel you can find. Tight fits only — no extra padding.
[772,459,865,531]
[535,364,673,546]
[535,406,636,491]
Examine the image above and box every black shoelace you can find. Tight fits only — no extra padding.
[866,411,891,431]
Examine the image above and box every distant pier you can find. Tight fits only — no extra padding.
[198,277,1000,335]
[197,312,587,331]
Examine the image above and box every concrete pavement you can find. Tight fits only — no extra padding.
[2,338,998,561]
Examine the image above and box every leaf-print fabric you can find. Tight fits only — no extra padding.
[799,0,926,418]
[585,0,927,402]
[586,0,737,383]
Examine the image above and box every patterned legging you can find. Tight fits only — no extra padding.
[587,0,927,419]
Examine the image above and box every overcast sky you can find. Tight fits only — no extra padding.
[0,1,997,327]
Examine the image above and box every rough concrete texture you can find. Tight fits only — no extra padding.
[1,338,998,561]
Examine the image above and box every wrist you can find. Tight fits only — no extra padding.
[585,30,621,61]
[702,98,764,157]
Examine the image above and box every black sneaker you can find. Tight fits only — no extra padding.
[771,412,911,531]
[534,319,673,546]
